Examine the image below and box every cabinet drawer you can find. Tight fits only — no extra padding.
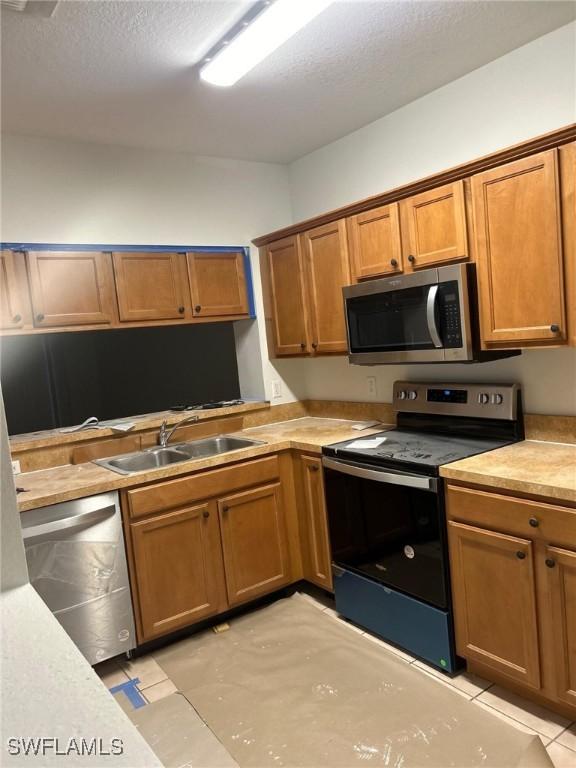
[126,455,280,519]
[446,484,576,545]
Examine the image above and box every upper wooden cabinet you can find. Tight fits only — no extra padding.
[27,250,116,328]
[472,149,567,346]
[263,236,310,356]
[218,482,291,606]
[130,501,227,642]
[448,520,541,689]
[400,181,469,270]
[187,251,249,318]
[299,455,333,591]
[347,203,403,281]
[0,250,31,331]
[113,251,191,323]
[302,220,351,354]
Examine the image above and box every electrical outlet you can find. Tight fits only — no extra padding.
[12,460,21,475]
[367,376,377,400]
[271,379,283,399]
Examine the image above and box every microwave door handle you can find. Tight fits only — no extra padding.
[426,284,442,348]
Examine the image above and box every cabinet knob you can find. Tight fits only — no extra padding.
[195,305,202,313]
[545,558,556,568]
[36,313,45,322]
[13,314,21,323]
[408,254,416,263]
[516,551,526,560]
[528,517,539,528]
[311,465,319,472]
[312,342,318,350]
[178,306,185,314]
[222,505,229,512]
[550,324,560,333]
[202,510,210,519]
[390,259,398,268]
[300,342,306,350]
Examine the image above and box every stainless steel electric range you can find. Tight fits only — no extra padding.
[322,380,524,673]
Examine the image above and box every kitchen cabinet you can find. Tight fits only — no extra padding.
[472,149,567,346]
[0,250,31,330]
[400,181,469,270]
[447,483,576,718]
[130,501,227,642]
[299,455,333,591]
[263,236,311,356]
[347,203,403,280]
[302,220,351,354]
[219,483,290,606]
[113,251,191,323]
[559,142,576,346]
[27,250,116,327]
[187,251,249,318]
[448,520,541,689]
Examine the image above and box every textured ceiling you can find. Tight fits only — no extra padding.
[1,0,574,162]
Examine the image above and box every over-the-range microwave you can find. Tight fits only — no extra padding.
[343,263,518,365]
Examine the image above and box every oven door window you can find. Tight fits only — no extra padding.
[346,284,438,353]
[325,468,447,609]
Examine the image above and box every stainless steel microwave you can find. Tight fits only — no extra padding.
[343,263,518,365]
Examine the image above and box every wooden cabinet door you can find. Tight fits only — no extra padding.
[219,483,290,606]
[302,220,351,354]
[187,251,249,318]
[113,251,191,322]
[472,149,566,345]
[301,456,333,591]
[401,181,468,269]
[27,251,115,327]
[347,203,402,280]
[544,545,576,706]
[130,502,227,642]
[0,250,29,330]
[448,521,541,689]
[264,236,310,356]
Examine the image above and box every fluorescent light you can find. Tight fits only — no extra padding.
[200,0,334,87]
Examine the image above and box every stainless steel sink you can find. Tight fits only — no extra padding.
[95,435,264,475]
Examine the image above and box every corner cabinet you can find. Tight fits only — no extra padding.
[298,455,333,591]
[187,251,249,319]
[27,250,116,327]
[301,220,351,354]
[471,149,567,347]
[447,483,576,719]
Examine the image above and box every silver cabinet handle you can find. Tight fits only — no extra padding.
[322,457,437,492]
[426,284,442,348]
[21,504,116,540]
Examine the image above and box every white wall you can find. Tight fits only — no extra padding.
[283,22,576,416]
[0,134,300,403]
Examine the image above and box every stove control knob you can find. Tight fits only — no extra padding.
[407,390,417,400]
[398,390,407,400]
[491,393,504,405]
[478,393,490,405]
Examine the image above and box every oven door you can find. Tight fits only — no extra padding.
[322,456,448,609]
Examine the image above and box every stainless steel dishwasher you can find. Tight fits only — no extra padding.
[21,491,136,665]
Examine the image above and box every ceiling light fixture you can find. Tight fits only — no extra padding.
[200,0,334,87]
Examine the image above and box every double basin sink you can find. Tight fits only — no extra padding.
[95,435,264,476]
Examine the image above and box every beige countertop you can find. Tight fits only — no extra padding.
[440,440,576,504]
[16,417,388,512]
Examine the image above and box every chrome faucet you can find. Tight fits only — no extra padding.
[158,414,200,447]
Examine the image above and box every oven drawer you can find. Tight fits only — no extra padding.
[333,568,456,673]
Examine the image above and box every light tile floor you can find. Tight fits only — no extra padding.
[96,591,576,768]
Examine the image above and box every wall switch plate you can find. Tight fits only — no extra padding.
[367,376,377,400]
[12,460,21,475]
[271,379,283,399]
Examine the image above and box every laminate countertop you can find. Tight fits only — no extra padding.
[440,440,576,504]
[15,417,388,512]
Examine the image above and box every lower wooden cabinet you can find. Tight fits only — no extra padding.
[219,483,291,606]
[130,501,227,641]
[299,455,333,591]
[447,484,576,717]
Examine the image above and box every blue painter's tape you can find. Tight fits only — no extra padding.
[243,247,256,319]
[109,677,147,709]
[0,242,246,253]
